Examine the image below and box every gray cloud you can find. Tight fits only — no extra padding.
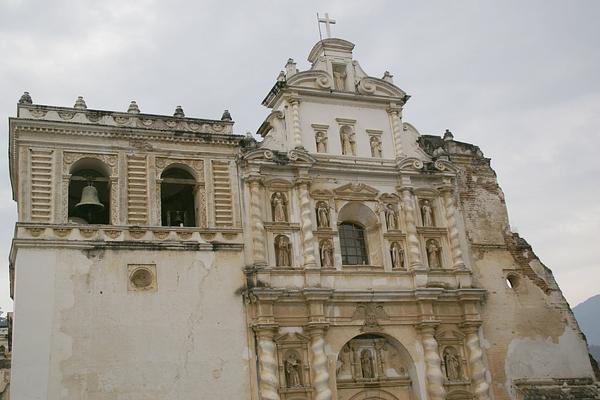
[0,0,598,310]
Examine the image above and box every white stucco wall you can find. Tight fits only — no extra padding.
[11,246,251,400]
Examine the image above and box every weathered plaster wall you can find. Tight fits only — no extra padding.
[11,246,250,400]
[453,154,596,400]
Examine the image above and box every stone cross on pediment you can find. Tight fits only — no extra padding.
[318,13,336,38]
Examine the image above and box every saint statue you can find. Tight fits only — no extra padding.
[276,235,290,266]
[443,347,462,381]
[421,200,433,226]
[272,192,287,222]
[385,204,398,230]
[340,127,354,155]
[337,345,352,378]
[360,349,375,379]
[316,201,330,228]
[285,353,302,387]
[333,69,347,91]
[370,136,382,158]
[320,239,334,268]
[316,131,327,153]
[391,242,404,269]
[427,239,441,268]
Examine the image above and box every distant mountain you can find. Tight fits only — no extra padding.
[590,345,600,364]
[573,294,600,347]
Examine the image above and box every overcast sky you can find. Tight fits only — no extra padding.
[0,0,598,312]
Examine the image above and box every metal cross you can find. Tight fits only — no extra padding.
[318,13,336,38]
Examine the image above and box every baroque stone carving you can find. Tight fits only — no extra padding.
[340,125,355,156]
[421,199,434,226]
[320,239,334,268]
[271,192,287,222]
[443,346,462,381]
[155,157,204,180]
[353,303,389,332]
[315,131,327,153]
[316,201,330,228]
[284,351,302,388]
[370,136,382,158]
[427,239,442,269]
[390,242,405,270]
[63,152,117,175]
[419,325,446,400]
[275,235,291,267]
[385,203,398,230]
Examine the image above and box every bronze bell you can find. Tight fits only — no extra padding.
[75,184,104,215]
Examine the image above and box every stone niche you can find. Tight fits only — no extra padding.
[336,334,413,400]
[275,332,312,400]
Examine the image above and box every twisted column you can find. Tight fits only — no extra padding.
[249,178,266,265]
[401,188,423,270]
[387,104,403,158]
[441,188,466,269]
[256,328,280,400]
[419,325,446,400]
[464,325,490,400]
[297,180,316,268]
[308,327,332,400]
[289,97,303,149]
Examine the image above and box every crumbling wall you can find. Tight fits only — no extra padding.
[418,136,598,400]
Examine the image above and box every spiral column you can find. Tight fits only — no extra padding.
[289,96,303,149]
[248,178,266,265]
[441,187,465,270]
[308,326,332,400]
[387,104,403,159]
[464,325,490,400]
[297,179,316,268]
[401,188,423,270]
[256,327,280,400]
[419,324,446,400]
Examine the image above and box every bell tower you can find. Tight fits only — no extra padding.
[8,94,252,399]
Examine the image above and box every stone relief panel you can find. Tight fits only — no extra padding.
[336,335,410,382]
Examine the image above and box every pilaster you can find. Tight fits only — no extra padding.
[439,184,466,270]
[287,94,303,149]
[418,323,446,400]
[387,103,404,159]
[295,175,316,269]
[461,323,491,400]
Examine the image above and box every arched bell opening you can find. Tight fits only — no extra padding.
[336,333,420,400]
[160,167,196,227]
[68,159,110,225]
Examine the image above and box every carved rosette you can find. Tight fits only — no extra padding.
[401,189,423,269]
[309,328,332,400]
[464,326,490,400]
[420,325,446,400]
[297,181,316,268]
[256,328,281,400]
[387,105,403,158]
[249,178,266,264]
[442,189,465,269]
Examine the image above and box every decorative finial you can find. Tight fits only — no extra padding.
[74,96,87,109]
[277,71,286,82]
[382,71,394,84]
[443,129,454,141]
[221,109,232,121]
[127,101,140,114]
[18,91,32,105]
[285,58,297,77]
[317,13,336,38]
[174,105,185,118]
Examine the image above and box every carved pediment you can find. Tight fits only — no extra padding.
[333,183,379,200]
[357,77,407,99]
[287,70,333,90]
[274,332,310,345]
[378,193,401,203]
[241,148,315,165]
[435,327,465,342]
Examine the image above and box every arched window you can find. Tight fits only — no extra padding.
[161,167,196,227]
[68,160,110,225]
[339,223,368,265]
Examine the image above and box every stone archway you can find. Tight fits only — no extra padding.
[335,333,417,400]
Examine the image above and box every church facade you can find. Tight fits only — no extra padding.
[6,37,599,400]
